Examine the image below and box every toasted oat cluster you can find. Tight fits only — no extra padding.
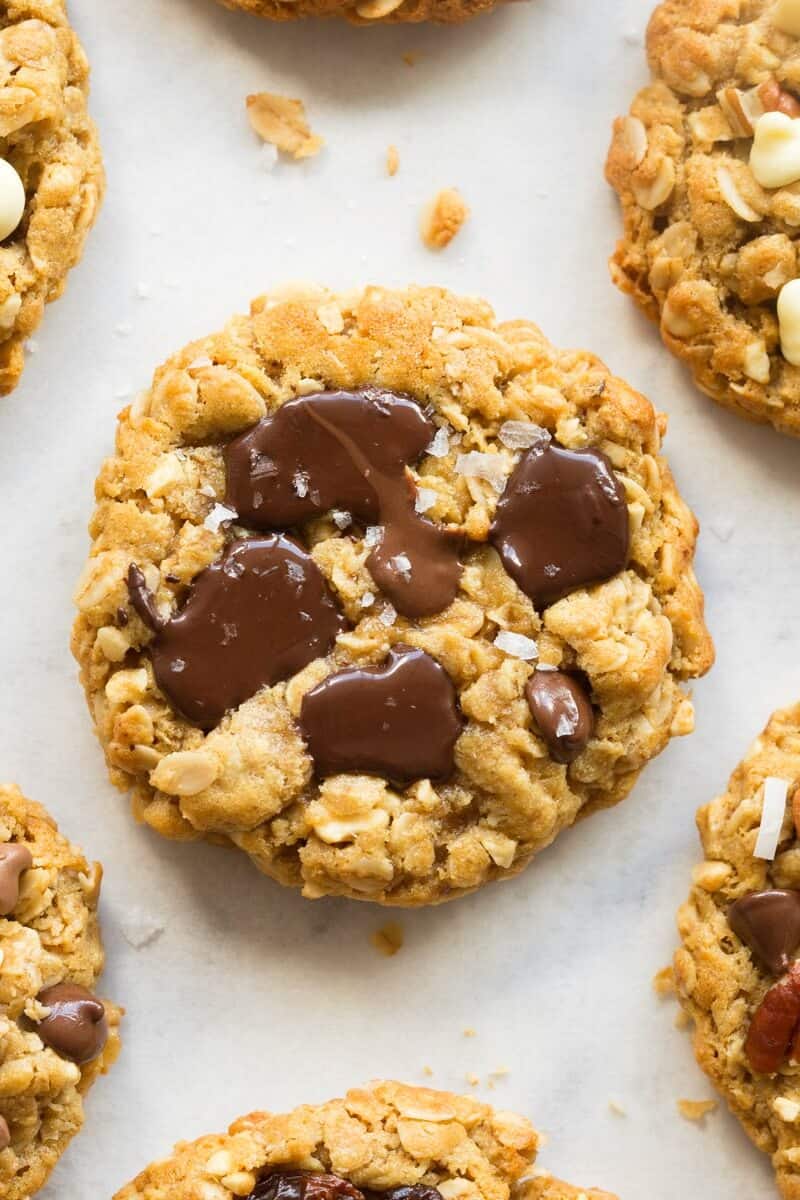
[675,703,800,1198]
[72,284,712,906]
[215,0,504,22]
[112,1080,616,1200]
[606,0,800,437]
[0,783,121,1199]
[0,1,103,395]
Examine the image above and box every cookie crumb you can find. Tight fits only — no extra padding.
[608,1099,627,1116]
[421,1065,433,1077]
[677,1098,717,1123]
[387,145,400,177]
[466,1072,480,1086]
[674,1008,691,1031]
[420,189,469,250]
[653,965,676,997]
[463,1027,477,1037]
[246,92,324,160]
[402,51,419,66]
[371,921,404,957]
[489,1066,509,1079]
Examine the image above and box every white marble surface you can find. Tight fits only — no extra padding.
[0,0,796,1194]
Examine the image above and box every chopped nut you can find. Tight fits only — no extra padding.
[96,626,130,663]
[691,860,733,892]
[246,92,324,160]
[357,0,404,16]
[774,1096,800,1122]
[205,1150,233,1177]
[778,278,800,364]
[105,668,148,705]
[386,144,400,176]
[371,921,404,956]
[716,86,764,136]
[619,115,647,167]
[759,79,800,119]
[743,340,771,383]
[151,749,219,797]
[420,188,469,249]
[633,156,676,210]
[677,1098,717,1123]
[716,164,760,222]
[224,1171,258,1196]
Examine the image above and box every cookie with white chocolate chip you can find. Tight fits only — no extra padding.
[674,703,800,1196]
[0,1,103,395]
[215,0,505,24]
[112,1080,617,1200]
[72,283,712,906]
[606,0,800,437]
[0,783,121,1199]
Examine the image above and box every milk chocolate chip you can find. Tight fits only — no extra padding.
[128,536,346,729]
[249,1172,365,1200]
[729,889,800,975]
[35,983,108,1065]
[490,442,629,607]
[0,1115,9,1151]
[300,644,462,782]
[225,389,463,619]
[0,843,32,916]
[526,670,594,764]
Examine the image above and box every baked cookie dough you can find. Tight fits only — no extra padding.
[214,0,504,23]
[112,1080,616,1200]
[674,702,800,1197]
[0,1,103,395]
[73,283,713,906]
[0,783,121,1199]
[606,0,800,437]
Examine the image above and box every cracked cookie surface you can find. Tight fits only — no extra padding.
[0,1,103,394]
[675,702,800,1198]
[0,783,121,1199]
[72,283,713,906]
[112,1080,617,1200]
[215,0,505,23]
[606,0,800,437]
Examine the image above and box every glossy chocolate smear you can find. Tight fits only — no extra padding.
[490,442,629,607]
[249,1172,366,1200]
[526,670,594,764]
[729,889,800,975]
[225,389,463,619]
[128,536,346,729]
[35,983,108,1065]
[0,843,32,916]
[300,644,462,782]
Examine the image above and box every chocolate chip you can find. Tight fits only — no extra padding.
[0,1115,9,1152]
[128,535,347,729]
[490,442,629,607]
[299,644,462,783]
[249,1172,365,1200]
[35,983,108,1065]
[0,842,32,916]
[225,389,463,618]
[525,670,594,764]
[729,889,800,975]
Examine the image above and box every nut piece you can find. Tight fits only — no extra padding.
[619,115,647,167]
[716,86,765,136]
[246,92,324,160]
[716,164,760,221]
[750,111,800,188]
[420,188,470,249]
[778,278,800,364]
[745,961,800,1073]
[633,156,676,210]
[151,749,219,796]
[774,0,800,39]
[758,79,800,119]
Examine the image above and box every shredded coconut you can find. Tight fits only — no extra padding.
[415,487,438,514]
[754,777,791,860]
[498,420,551,450]
[494,631,539,661]
[426,427,450,458]
[204,503,238,533]
[456,451,507,493]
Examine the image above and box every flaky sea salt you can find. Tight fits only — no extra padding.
[361,591,375,608]
[332,509,352,530]
[494,630,539,661]
[390,553,412,580]
[754,777,791,860]
[498,420,551,450]
[426,427,450,458]
[204,503,237,533]
[378,604,397,626]
[365,525,383,548]
[415,488,438,514]
[456,451,507,493]
[293,470,309,498]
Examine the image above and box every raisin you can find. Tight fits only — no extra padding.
[249,1171,366,1200]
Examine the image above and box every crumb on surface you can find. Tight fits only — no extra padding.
[463,1027,477,1037]
[420,189,469,250]
[653,965,675,997]
[246,92,324,160]
[608,1099,626,1117]
[677,1098,717,1123]
[674,1008,691,1031]
[387,145,400,177]
[422,1065,433,1077]
[402,51,419,66]
[371,921,404,957]
[489,1066,509,1078]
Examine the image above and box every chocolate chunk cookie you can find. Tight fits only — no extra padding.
[111,1080,617,1200]
[214,0,506,23]
[72,284,713,905]
[0,783,121,1199]
[0,2,103,394]
[675,702,800,1196]
[605,0,800,437]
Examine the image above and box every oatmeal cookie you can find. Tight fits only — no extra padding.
[112,1080,616,1200]
[215,0,504,23]
[0,1,103,395]
[0,783,121,1199]
[605,0,800,437]
[674,702,800,1198]
[72,284,713,906]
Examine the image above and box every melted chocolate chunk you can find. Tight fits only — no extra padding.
[128,536,346,729]
[225,389,463,619]
[729,889,800,975]
[490,442,629,607]
[249,1172,365,1200]
[35,983,108,1065]
[127,564,165,632]
[0,843,32,916]
[526,670,594,764]
[299,644,462,783]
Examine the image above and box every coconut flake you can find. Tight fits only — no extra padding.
[498,421,551,451]
[204,502,238,533]
[494,631,539,661]
[456,451,507,493]
[378,604,397,627]
[426,427,451,458]
[415,487,438,514]
[332,509,352,529]
[754,777,791,860]
[364,525,383,548]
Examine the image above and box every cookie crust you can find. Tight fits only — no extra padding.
[0,783,121,1199]
[676,703,800,1199]
[215,0,504,24]
[72,284,713,906]
[0,1,103,394]
[606,0,800,437]
[111,1080,615,1200]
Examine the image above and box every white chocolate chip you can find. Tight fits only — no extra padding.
[691,860,732,892]
[716,86,765,137]
[151,749,219,796]
[778,278,800,364]
[0,160,25,241]
[774,0,800,37]
[751,111,800,188]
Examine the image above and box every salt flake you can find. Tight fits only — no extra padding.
[426,427,450,458]
[754,777,791,860]
[498,420,551,451]
[456,451,507,493]
[494,631,539,661]
[378,604,397,627]
[204,503,237,533]
[332,509,352,530]
[365,525,383,548]
[415,488,437,514]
